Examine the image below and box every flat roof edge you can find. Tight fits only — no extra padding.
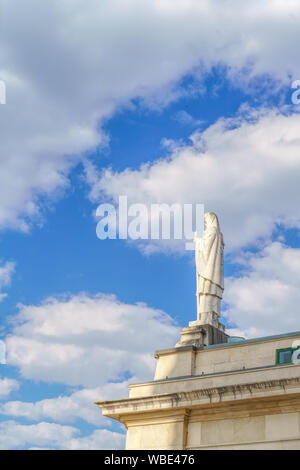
[204,329,300,349]
[155,330,300,357]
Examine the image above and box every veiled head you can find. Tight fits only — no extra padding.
[204,212,220,231]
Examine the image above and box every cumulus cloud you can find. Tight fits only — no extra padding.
[6,293,179,387]
[1,292,178,448]
[0,420,123,450]
[87,108,300,254]
[2,0,300,231]
[0,260,15,301]
[0,380,131,426]
[0,421,78,450]
[0,377,19,399]
[64,428,125,450]
[224,242,300,337]
[172,110,204,127]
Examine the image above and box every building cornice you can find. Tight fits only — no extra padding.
[96,375,300,420]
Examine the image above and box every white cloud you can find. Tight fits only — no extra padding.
[6,293,179,387]
[0,419,125,450]
[64,428,125,450]
[0,261,15,287]
[0,292,177,449]
[0,380,130,426]
[2,0,300,230]
[172,110,204,127]
[224,242,300,337]
[0,419,124,450]
[0,261,15,301]
[88,108,300,254]
[0,420,125,450]
[0,421,78,450]
[0,377,19,399]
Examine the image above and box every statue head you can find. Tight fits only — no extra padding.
[204,212,220,231]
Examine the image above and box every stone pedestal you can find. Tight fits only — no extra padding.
[192,311,224,330]
[175,317,228,348]
[175,325,206,348]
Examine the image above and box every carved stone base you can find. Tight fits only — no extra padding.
[175,322,228,348]
[175,325,206,348]
[190,311,224,330]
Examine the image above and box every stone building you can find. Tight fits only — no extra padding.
[97,214,300,449]
[97,324,300,450]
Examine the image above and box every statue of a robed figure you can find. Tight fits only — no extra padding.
[194,212,224,328]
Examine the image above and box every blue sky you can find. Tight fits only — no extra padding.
[1,0,300,449]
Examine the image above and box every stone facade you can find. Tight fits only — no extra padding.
[97,330,300,449]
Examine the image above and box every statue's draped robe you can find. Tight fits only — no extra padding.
[195,213,224,316]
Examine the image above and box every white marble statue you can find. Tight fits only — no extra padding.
[194,212,224,326]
